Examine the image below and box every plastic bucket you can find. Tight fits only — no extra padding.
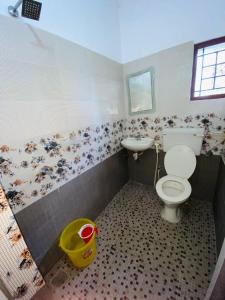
[59,218,97,268]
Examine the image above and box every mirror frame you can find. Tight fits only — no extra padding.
[127,67,155,115]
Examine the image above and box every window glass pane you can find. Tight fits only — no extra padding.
[217,50,225,64]
[200,90,213,96]
[194,56,203,91]
[192,39,225,99]
[203,53,216,66]
[216,63,225,76]
[202,66,215,79]
[204,42,225,54]
[215,76,225,88]
[213,87,225,94]
[197,48,203,56]
[201,78,214,90]
[200,88,225,96]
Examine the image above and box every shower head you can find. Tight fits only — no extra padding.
[22,0,42,21]
[8,0,42,21]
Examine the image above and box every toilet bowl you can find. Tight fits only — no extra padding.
[156,145,196,223]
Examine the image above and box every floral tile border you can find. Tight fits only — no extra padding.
[0,187,44,299]
[0,114,224,215]
[0,120,124,214]
[124,113,225,156]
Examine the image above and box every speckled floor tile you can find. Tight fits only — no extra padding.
[37,182,216,300]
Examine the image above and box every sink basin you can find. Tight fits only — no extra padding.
[121,137,154,152]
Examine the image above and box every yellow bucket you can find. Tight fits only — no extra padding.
[59,218,97,268]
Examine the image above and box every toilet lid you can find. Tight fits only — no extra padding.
[164,145,196,179]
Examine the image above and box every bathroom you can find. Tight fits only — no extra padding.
[0,0,225,299]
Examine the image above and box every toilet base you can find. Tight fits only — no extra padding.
[161,204,181,223]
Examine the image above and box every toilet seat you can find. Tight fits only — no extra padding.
[156,175,191,204]
[164,145,196,179]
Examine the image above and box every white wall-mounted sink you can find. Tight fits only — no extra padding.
[121,137,154,152]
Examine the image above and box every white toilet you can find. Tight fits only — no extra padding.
[156,128,204,223]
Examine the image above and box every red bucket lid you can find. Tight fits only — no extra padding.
[78,224,94,239]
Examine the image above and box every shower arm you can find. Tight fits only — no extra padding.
[8,0,23,17]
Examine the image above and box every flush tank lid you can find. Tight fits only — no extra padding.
[164,145,196,179]
[163,127,204,155]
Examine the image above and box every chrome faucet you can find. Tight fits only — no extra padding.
[135,133,142,140]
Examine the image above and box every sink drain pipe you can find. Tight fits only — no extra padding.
[133,152,144,160]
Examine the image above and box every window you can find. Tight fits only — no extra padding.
[191,36,225,100]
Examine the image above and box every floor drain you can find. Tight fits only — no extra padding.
[51,271,68,287]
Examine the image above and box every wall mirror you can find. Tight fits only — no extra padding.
[127,68,154,115]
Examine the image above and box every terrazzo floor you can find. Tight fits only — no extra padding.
[33,182,217,300]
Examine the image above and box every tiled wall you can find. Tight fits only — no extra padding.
[0,187,44,299]
[214,160,225,255]
[15,150,128,274]
[122,40,225,179]
[0,120,124,214]
[128,149,221,202]
[0,14,125,297]
[2,112,224,216]
[124,113,225,156]
[0,14,125,216]
[125,113,224,205]
[0,15,124,145]
[1,14,224,215]
[0,15,225,296]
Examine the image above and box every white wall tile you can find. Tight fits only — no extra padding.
[0,15,124,145]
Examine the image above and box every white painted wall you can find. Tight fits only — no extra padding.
[0,0,121,62]
[123,42,225,117]
[1,1,225,63]
[119,0,225,63]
